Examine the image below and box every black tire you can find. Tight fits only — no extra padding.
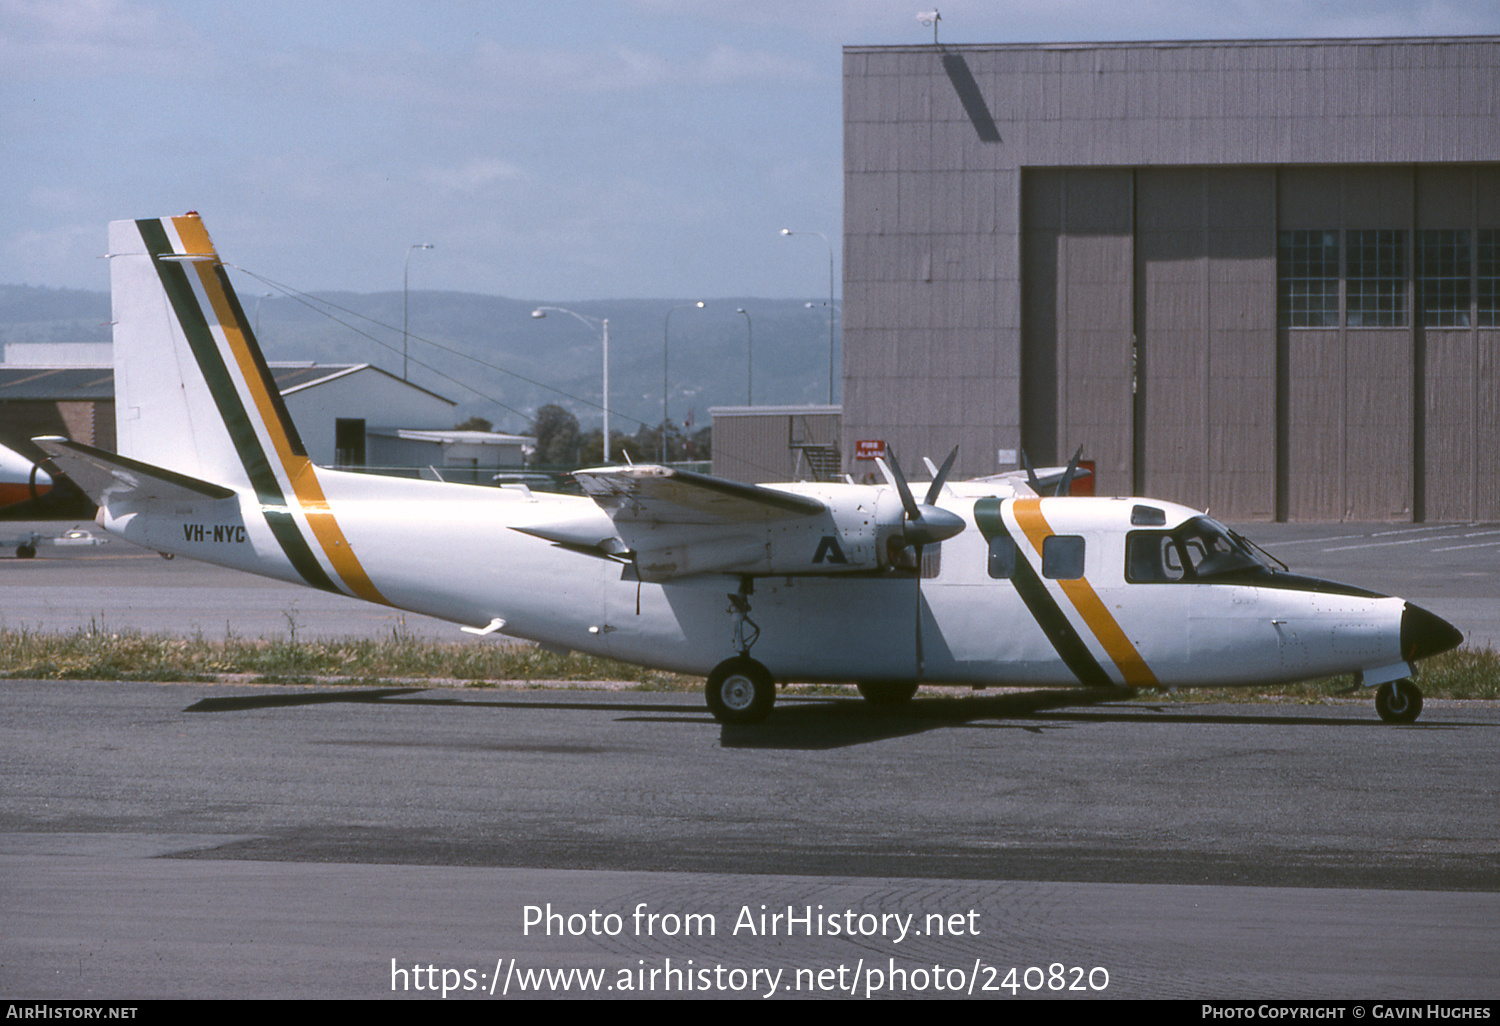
[705,657,775,724]
[856,680,920,706]
[1375,679,1423,724]
[16,544,35,559]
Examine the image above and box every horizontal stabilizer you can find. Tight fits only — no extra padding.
[32,436,235,505]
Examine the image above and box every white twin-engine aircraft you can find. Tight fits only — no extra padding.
[35,215,1463,724]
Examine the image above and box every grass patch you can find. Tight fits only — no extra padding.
[0,624,695,689]
[0,625,1494,702]
[1127,647,1500,704]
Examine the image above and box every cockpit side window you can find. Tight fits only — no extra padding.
[1127,533,1186,582]
[1126,517,1265,583]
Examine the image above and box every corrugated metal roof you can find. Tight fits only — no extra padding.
[0,363,453,405]
[0,367,115,400]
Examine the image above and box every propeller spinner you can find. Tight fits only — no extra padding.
[877,447,965,549]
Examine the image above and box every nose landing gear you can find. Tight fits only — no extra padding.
[1374,678,1423,724]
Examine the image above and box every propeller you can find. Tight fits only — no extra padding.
[879,446,965,550]
[877,446,963,680]
[1054,445,1084,497]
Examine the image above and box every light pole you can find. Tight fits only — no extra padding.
[254,292,273,339]
[663,302,704,463]
[403,243,433,380]
[780,228,836,404]
[735,307,753,405]
[531,307,611,463]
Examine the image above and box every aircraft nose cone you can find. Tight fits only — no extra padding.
[1401,602,1464,662]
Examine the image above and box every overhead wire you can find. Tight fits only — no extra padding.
[227,264,654,433]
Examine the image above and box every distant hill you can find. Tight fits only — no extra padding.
[0,285,112,347]
[0,285,839,436]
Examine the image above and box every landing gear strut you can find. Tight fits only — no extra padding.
[705,579,775,724]
[1375,679,1423,724]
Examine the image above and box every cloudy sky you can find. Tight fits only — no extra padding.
[5,0,1498,301]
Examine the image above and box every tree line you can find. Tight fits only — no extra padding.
[457,404,711,468]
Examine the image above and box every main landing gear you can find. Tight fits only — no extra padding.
[705,656,776,725]
[1374,678,1423,724]
[706,579,776,725]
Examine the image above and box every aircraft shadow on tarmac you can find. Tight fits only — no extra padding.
[181,685,1471,750]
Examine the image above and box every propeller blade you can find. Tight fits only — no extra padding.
[1021,449,1041,490]
[923,446,958,507]
[885,449,922,523]
[1055,445,1084,497]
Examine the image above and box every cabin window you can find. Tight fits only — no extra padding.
[1041,535,1085,580]
[987,535,1015,579]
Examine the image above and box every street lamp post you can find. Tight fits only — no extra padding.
[735,307,753,405]
[531,307,611,463]
[254,292,273,339]
[781,228,836,404]
[663,302,704,463]
[403,243,433,380]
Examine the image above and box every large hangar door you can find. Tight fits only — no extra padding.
[1021,168,1277,521]
[1020,169,1135,498]
[1134,168,1277,519]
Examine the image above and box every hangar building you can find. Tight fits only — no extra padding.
[842,36,1500,521]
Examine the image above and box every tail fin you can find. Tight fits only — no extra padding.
[110,214,309,491]
[108,215,388,605]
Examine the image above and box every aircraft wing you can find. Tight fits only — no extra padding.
[32,436,235,505]
[569,465,857,581]
[574,465,826,524]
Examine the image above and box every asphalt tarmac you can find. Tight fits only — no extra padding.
[2,519,1497,1000]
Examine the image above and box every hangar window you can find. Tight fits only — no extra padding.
[1479,230,1499,328]
[1041,535,1085,580]
[1345,230,1407,327]
[1418,230,1471,327]
[1277,230,1340,328]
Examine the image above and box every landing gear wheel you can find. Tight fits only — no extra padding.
[15,544,35,559]
[705,657,775,725]
[1375,679,1423,724]
[856,681,919,706]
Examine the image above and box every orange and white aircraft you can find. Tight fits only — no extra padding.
[0,442,52,512]
[34,215,1463,723]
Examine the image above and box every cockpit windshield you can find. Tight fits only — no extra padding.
[1126,516,1268,583]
